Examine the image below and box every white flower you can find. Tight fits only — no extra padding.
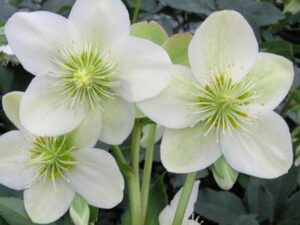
[0,92,124,224]
[138,10,294,178]
[159,181,201,225]
[0,44,14,55]
[5,0,171,144]
[140,124,165,148]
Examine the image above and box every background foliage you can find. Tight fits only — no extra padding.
[0,0,300,224]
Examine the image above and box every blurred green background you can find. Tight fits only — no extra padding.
[0,0,300,225]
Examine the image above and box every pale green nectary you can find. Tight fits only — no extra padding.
[0,92,124,224]
[159,181,201,225]
[5,0,172,143]
[138,10,294,178]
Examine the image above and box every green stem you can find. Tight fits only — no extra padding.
[141,124,156,223]
[128,120,143,225]
[111,145,126,165]
[132,0,141,23]
[172,172,197,225]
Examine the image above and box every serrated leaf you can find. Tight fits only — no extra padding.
[131,21,168,46]
[195,188,246,223]
[145,174,168,225]
[162,33,192,66]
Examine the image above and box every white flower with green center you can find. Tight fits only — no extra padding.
[5,0,171,144]
[0,92,124,224]
[138,10,294,178]
[159,181,201,225]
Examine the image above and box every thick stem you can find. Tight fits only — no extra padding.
[172,172,197,225]
[132,0,141,23]
[128,120,143,225]
[141,124,156,223]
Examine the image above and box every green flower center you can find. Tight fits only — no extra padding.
[192,75,255,133]
[52,43,119,110]
[29,135,76,184]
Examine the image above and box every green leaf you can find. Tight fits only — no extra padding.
[145,174,168,225]
[217,0,284,26]
[89,206,98,223]
[131,21,168,46]
[211,156,239,190]
[162,33,192,66]
[278,191,300,225]
[195,188,246,223]
[0,197,35,225]
[245,178,273,222]
[264,167,298,219]
[220,215,259,225]
[260,40,294,58]
[70,195,90,225]
[160,0,216,15]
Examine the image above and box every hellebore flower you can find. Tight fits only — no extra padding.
[159,181,201,225]
[0,92,124,224]
[138,11,294,178]
[5,0,171,144]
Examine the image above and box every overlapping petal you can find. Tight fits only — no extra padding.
[3,91,24,130]
[98,97,134,145]
[138,66,201,129]
[66,149,124,209]
[20,77,85,136]
[111,36,172,102]
[189,10,258,84]
[24,179,75,224]
[69,0,130,46]
[161,124,222,173]
[246,53,294,110]
[221,110,293,178]
[5,11,78,76]
[0,131,35,190]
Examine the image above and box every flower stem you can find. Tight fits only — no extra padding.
[141,124,156,223]
[111,145,126,165]
[172,172,197,225]
[132,0,141,23]
[128,120,143,225]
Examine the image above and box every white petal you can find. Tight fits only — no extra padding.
[161,124,222,173]
[5,11,78,76]
[69,0,130,46]
[24,179,75,224]
[0,131,35,190]
[67,149,124,209]
[111,36,172,102]
[141,125,165,148]
[189,10,258,84]
[20,77,85,136]
[99,97,134,145]
[3,91,24,130]
[69,109,102,149]
[221,110,293,178]
[138,65,201,129]
[246,53,294,110]
[159,181,200,225]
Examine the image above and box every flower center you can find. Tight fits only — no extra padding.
[52,43,119,110]
[192,75,256,133]
[28,135,76,185]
